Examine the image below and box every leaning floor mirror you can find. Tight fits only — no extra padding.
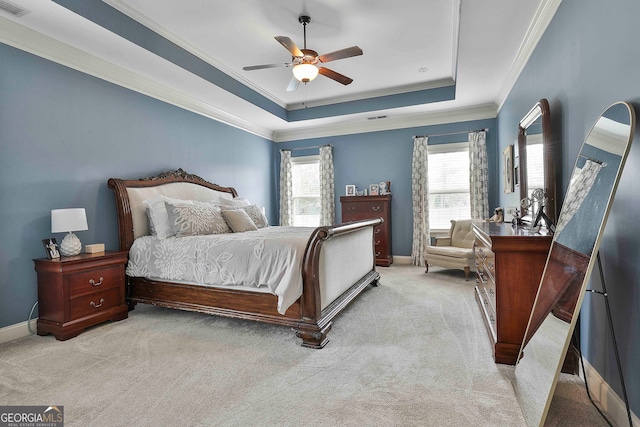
[512,101,636,426]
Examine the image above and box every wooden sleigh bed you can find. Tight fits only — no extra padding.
[107,169,381,348]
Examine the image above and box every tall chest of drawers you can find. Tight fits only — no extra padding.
[472,222,552,364]
[340,195,392,266]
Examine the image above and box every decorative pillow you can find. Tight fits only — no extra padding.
[221,209,258,232]
[220,205,269,229]
[165,200,231,237]
[143,195,192,239]
[217,197,251,208]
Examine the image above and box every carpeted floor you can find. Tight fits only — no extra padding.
[0,265,608,426]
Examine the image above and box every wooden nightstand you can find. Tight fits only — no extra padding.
[34,251,129,340]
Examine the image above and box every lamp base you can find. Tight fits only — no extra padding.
[60,232,82,256]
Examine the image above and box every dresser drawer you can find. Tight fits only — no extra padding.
[70,287,122,320]
[342,202,387,215]
[69,265,124,296]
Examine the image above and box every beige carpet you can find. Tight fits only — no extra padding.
[0,265,608,426]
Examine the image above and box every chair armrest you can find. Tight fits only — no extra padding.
[435,237,452,246]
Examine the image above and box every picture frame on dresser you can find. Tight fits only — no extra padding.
[369,184,379,196]
[345,184,356,196]
[42,238,60,259]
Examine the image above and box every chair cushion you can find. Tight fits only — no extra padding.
[425,245,475,260]
[450,219,475,248]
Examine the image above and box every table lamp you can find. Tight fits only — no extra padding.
[51,208,88,256]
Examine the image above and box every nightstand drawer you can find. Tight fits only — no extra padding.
[69,265,123,295]
[70,287,121,320]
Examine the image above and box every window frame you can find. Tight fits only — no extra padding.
[290,155,321,227]
[427,142,471,233]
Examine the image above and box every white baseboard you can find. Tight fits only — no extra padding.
[0,319,36,344]
[391,255,412,265]
[583,358,639,427]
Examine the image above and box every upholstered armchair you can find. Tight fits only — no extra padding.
[425,219,476,280]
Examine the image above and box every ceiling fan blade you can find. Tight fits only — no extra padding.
[318,67,353,85]
[286,77,300,92]
[318,46,363,63]
[275,36,303,57]
[243,63,291,71]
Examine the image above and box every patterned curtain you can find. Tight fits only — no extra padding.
[411,136,429,266]
[319,145,335,226]
[469,131,489,219]
[279,149,293,226]
[554,160,602,236]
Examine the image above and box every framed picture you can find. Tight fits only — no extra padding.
[42,238,60,259]
[369,183,379,196]
[503,144,514,194]
[345,184,356,196]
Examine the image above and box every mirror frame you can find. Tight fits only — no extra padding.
[513,101,636,427]
[518,99,557,225]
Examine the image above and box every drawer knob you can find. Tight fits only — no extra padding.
[90,298,105,309]
[375,252,381,257]
[375,240,381,245]
[89,277,104,287]
[375,228,381,234]
[372,206,380,212]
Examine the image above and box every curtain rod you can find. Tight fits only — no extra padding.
[413,128,488,139]
[281,144,332,152]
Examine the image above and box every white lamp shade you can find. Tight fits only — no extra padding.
[51,208,88,233]
[292,63,319,82]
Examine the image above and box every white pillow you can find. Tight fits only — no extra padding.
[221,209,258,232]
[220,205,269,229]
[143,196,192,239]
[217,197,251,208]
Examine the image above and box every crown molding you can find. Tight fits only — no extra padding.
[102,0,288,110]
[0,15,273,140]
[496,0,562,111]
[273,103,498,142]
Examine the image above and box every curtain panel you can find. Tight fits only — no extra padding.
[319,145,335,226]
[469,131,489,220]
[411,136,429,266]
[279,149,293,226]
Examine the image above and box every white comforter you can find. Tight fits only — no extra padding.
[126,226,314,314]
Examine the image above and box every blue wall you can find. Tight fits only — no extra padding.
[0,44,274,328]
[497,0,639,414]
[276,119,498,257]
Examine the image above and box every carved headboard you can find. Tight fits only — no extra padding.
[107,169,238,251]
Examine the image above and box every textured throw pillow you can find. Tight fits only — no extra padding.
[221,209,258,232]
[220,205,269,229]
[217,197,251,208]
[143,195,192,239]
[165,200,231,237]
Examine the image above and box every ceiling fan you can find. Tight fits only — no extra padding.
[243,15,363,92]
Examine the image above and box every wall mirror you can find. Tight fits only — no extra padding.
[518,99,559,226]
[512,101,635,426]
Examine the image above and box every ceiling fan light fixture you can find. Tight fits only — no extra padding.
[292,63,319,82]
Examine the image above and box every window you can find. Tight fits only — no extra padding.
[291,155,320,226]
[525,139,544,199]
[428,142,471,230]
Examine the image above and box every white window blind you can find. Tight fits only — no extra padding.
[526,141,544,198]
[428,142,471,230]
[291,155,320,227]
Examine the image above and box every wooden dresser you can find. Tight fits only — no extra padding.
[341,195,392,266]
[473,222,552,364]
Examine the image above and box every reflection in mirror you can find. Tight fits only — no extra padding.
[513,101,635,426]
[518,99,558,227]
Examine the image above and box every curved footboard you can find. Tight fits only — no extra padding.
[296,218,383,348]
